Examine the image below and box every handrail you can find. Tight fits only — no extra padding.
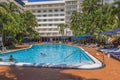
[64,52,75,62]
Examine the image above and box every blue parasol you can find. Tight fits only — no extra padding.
[72,36,86,39]
[100,31,114,35]
[78,36,86,38]
[112,27,120,33]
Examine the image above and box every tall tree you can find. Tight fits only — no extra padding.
[112,1,120,26]
[58,23,67,36]
[70,0,118,37]
[0,2,38,44]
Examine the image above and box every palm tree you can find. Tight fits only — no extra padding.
[70,11,82,36]
[70,0,119,45]
[112,1,120,26]
[81,0,101,14]
[58,23,68,42]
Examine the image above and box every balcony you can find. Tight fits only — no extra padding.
[38,30,59,33]
[40,34,61,37]
[36,16,65,19]
[38,21,65,24]
[26,6,65,10]
[36,26,58,29]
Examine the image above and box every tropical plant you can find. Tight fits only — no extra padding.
[0,2,38,45]
[58,23,67,36]
[112,1,120,26]
[70,0,119,37]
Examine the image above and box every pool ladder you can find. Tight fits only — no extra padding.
[64,50,82,63]
[64,52,74,62]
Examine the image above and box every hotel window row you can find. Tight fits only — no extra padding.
[26,4,65,8]
[37,28,58,31]
[36,14,64,17]
[66,1,77,5]
[38,24,59,26]
[32,9,64,13]
[37,19,64,22]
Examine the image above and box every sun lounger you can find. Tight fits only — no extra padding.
[103,48,119,53]
[110,52,120,60]
[114,49,120,52]
[97,47,119,53]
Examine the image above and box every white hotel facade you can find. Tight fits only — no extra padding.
[22,0,83,37]
[22,0,116,38]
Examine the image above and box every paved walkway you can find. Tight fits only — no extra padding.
[0,45,120,80]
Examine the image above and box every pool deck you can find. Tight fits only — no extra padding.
[0,44,120,80]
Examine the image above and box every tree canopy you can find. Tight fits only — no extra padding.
[70,0,120,36]
[0,2,38,44]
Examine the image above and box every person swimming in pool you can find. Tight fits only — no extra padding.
[40,52,47,56]
[9,55,14,62]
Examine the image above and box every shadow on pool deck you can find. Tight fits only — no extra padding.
[0,45,120,80]
[0,66,99,80]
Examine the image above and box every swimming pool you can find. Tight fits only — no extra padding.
[0,44,103,69]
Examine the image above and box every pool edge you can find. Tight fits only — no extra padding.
[0,44,104,69]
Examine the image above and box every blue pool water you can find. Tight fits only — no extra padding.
[0,44,94,64]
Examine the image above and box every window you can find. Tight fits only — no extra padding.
[38,10,41,13]
[61,9,64,11]
[49,29,52,31]
[66,12,71,15]
[48,14,53,16]
[48,19,53,21]
[43,24,47,26]
[37,15,41,17]
[60,4,64,6]
[31,5,35,8]
[43,19,47,21]
[54,9,58,12]
[49,10,52,12]
[53,29,58,31]
[61,19,64,21]
[60,14,64,16]
[43,10,46,12]
[43,15,47,17]
[47,33,51,36]
[38,24,41,26]
[54,24,58,26]
[48,5,52,7]
[32,10,36,13]
[54,14,58,16]
[38,19,41,21]
[53,33,57,36]
[49,24,52,26]
[54,19,58,21]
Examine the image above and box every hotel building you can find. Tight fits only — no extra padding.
[21,0,83,38]
[22,0,115,38]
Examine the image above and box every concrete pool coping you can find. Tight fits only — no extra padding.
[0,44,104,69]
